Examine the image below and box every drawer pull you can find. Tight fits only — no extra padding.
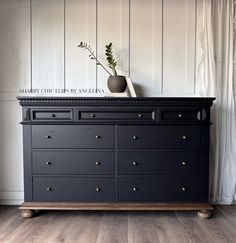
[90,114,95,118]
[181,187,187,191]
[133,187,138,192]
[95,135,101,139]
[45,135,51,139]
[132,162,138,165]
[182,135,187,140]
[178,114,182,118]
[138,114,143,118]
[51,113,56,117]
[181,161,187,166]
[46,161,52,165]
[133,136,138,140]
[96,187,101,192]
[95,161,101,166]
[46,187,52,192]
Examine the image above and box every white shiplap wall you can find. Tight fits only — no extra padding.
[0,0,198,204]
[0,0,30,205]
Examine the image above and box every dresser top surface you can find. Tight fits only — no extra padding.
[17,96,215,107]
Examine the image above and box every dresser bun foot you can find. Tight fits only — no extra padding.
[21,209,35,218]
[197,210,211,219]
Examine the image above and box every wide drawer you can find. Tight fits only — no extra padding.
[118,126,201,149]
[79,110,154,121]
[32,125,114,148]
[33,177,115,202]
[32,109,72,121]
[118,151,199,175]
[119,176,199,201]
[32,151,114,175]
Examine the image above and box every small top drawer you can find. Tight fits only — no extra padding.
[160,108,206,122]
[32,109,72,121]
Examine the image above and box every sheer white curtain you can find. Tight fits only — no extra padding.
[196,0,236,204]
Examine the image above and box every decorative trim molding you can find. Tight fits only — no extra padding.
[17,96,215,106]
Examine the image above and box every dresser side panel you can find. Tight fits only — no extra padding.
[23,125,33,201]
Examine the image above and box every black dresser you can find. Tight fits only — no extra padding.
[17,97,215,218]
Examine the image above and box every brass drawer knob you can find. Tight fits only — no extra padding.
[138,114,143,118]
[45,135,51,139]
[133,136,138,140]
[178,114,182,118]
[90,114,95,118]
[133,187,138,192]
[51,113,56,117]
[46,161,52,165]
[47,187,52,192]
[95,135,101,139]
[132,162,138,165]
[181,187,187,191]
[181,161,187,166]
[96,187,101,192]
[182,135,187,140]
[95,161,101,166]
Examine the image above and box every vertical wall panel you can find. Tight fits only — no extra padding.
[0,102,24,204]
[0,102,23,191]
[130,0,163,96]
[32,0,64,89]
[163,0,196,94]
[97,0,129,91]
[65,0,96,90]
[0,0,30,204]
[0,0,30,93]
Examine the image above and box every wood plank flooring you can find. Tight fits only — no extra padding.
[0,205,235,243]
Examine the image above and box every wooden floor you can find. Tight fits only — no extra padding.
[0,206,235,243]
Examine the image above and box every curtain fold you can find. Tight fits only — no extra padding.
[197,0,236,204]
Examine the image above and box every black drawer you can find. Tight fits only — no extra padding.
[119,176,199,201]
[33,177,115,202]
[118,151,199,175]
[79,110,154,121]
[160,108,203,121]
[118,126,201,149]
[32,125,114,148]
[32,151,114,175]
[32,109,72,121]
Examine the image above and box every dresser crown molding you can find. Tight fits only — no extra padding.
[17,96,215,107]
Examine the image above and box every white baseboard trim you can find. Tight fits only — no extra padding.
[0,191,24,205]
[0,199,23,205]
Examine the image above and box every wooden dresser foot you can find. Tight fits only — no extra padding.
[21,209,35,218]
[197,210,211,219]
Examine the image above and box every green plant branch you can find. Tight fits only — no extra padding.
[105,43,118,75]
[78,42,112,76]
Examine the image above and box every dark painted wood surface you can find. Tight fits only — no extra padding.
[32,151,114,175]
[18,97,214,204]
